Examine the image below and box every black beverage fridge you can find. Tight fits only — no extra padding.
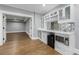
[47,33,55,48]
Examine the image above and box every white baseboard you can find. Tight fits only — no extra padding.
[7,31,25,33]
[55,47,64,55]
[34,37,47,44]
[31,37,40,40]
[69,47,79,54]
[25,32,40,40]
[55,47,79,55]
[30,37,47,44]
[0,42,3,46]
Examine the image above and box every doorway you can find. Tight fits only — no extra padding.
[2,13,33,44]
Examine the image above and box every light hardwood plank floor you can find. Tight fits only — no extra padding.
[0,32,60,55]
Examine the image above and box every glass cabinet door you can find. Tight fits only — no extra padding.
[41,17,44,28]
[65,6,70,19]
[59,6,70,21]
[59,9,63,20]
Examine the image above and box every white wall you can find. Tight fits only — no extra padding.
[25,20,30,34]
[0,5,42,39]
[33,14,41,38]
[0,4,42,46]
[74,5,79,50]
[6,21,25,33]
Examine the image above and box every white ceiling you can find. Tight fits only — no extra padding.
[5,4,58,14]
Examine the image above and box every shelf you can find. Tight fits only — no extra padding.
[44,14,58,23]
[50,14,58,18]
[38,28,74,35]
[44,19,58,22]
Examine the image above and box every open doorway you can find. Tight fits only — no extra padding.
[3,14,32,44]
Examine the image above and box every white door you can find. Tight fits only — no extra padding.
[3,15,6,43]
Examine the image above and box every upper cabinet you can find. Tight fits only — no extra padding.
[41,5,75,32]
[50,11,58,21]
[43,5,71,24]
[65,6,70,19]
[59,9,63,20]
[58,5,71,23]
[58,6,70,20]
[43,11,58,22]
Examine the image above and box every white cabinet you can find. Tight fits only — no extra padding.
[59,23,75,32]
[58,6,70,21]
[38,30,47,44]
[41,32,47,44]
[38,4,79,55]
[55,33,75,55]
[59,9,63,20]
[65,6,70,19]
[41,17,44,28]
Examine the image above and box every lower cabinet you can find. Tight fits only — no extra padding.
[41,32,47,44]
[55,41,73,55]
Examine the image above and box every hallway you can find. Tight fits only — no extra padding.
[0,32,60,55]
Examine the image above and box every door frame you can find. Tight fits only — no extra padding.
[0,9,34,45]
[3,15,7,44]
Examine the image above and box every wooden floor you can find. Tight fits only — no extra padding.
[0,32,60,55]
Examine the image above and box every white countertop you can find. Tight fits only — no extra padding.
[38,28,74,35]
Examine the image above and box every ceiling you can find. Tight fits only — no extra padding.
[6,14,30,22]
[5,4,58,14]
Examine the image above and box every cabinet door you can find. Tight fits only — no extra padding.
[41,18,44,28]
[59,6,70,21]
[59,9,63,20]
[44,22,47,29]
[65,6,70,19]
[41,32,47,44]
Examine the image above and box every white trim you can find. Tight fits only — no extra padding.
[29,37,47,44]
[0,10,34,38]
[25,32,32,39]
[0,9,35,44]
[55,47,64,55]
[25,32,38,40]
[69,47,79,54]
[55,47,79,55]
[7,31,25,33]
[0,10,32,17]
[38,28,74,35]
[0,12,3,46]
[40,39,47,44]
[0,42,3,46]
[31,37,40,40]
